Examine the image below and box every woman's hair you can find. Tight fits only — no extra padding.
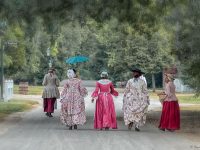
[100,71,108,79]
[48,69,53,73]
[72,69,76,74]
[48,67,56,73]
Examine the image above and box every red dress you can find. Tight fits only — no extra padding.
[91,79,118,129]
[159,82,180,130]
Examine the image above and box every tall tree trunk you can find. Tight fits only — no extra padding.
[152,73,156,92]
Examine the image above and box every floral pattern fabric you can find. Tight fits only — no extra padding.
[60,78,88,126]
[123,78,149,126]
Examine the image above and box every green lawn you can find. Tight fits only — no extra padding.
[0,99,39,120]
[114,88,200,104]
[150,92,200,104]
[177,94,200,104]
[13,85,200,104]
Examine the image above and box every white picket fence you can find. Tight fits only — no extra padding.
[4,80,14,101]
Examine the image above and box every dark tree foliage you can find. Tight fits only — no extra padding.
[0,0,199,94]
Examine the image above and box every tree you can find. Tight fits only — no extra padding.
[0,0,194,91]
[167,0,200,94]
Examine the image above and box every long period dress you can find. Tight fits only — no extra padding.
[60,78,88,126]
[42,73,60,113]
[159,81,180,130]
[123,78,149,126]
[91,79,118,129]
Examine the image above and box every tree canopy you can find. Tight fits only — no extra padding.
[0,0,199,93]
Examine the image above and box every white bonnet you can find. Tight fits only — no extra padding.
[67,69,76,79]
[100,71,108,78]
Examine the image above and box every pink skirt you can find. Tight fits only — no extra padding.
[94,93,117,129]
[159,101,180,130]
[43,98,56,113]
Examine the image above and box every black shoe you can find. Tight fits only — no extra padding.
[48,113,53,117]
[128,122,133,130]
[45,113,49,117]
[135,127,140,132]
[74,125,77,130]
[105,127,109,130]
[159,128,165,131]
[69,126,73,130]
[167,129,175,132]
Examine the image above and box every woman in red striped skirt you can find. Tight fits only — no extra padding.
[159,73,180,132]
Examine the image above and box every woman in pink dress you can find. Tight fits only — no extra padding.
[91,71,118,130]
[158,73,180,132]
[60,69,88,130]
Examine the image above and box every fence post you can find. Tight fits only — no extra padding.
[4,79,14,101]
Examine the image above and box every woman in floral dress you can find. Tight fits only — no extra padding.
[60,69,88,130]
[91,71,118,130]
[123,68,149,131]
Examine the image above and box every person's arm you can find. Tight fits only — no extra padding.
[79,80,88,97]
[60,82,68,102]
[91,82,100,102]
[55,75,60,87]
[124,80,130,96]
[110,83,118,96]
[143,76,147,85]
[142,80,148,95]
[42,74,47,86]
[142,80,150,105]
[165,82,173,99]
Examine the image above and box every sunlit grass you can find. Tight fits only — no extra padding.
[177,95,200,104]
[150,92,200,104]
[13,85,200,104]
[117,88,200,104]
[180,105,200,111]
[0,99,39,120]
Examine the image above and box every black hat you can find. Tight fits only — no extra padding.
[131,68,145,74]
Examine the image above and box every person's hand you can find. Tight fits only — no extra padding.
[147,99,150,105]
[147,96,150,105]
[91,98,94,103]
[157,91,165,95]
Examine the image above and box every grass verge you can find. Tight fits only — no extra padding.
[0,99,39,120]
[177,95,200,104]
[13,85,200,104]
[149,91,200,104]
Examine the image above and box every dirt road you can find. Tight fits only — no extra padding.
[0,89,199,150]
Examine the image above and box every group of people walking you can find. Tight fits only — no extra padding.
[42,67,180,132]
